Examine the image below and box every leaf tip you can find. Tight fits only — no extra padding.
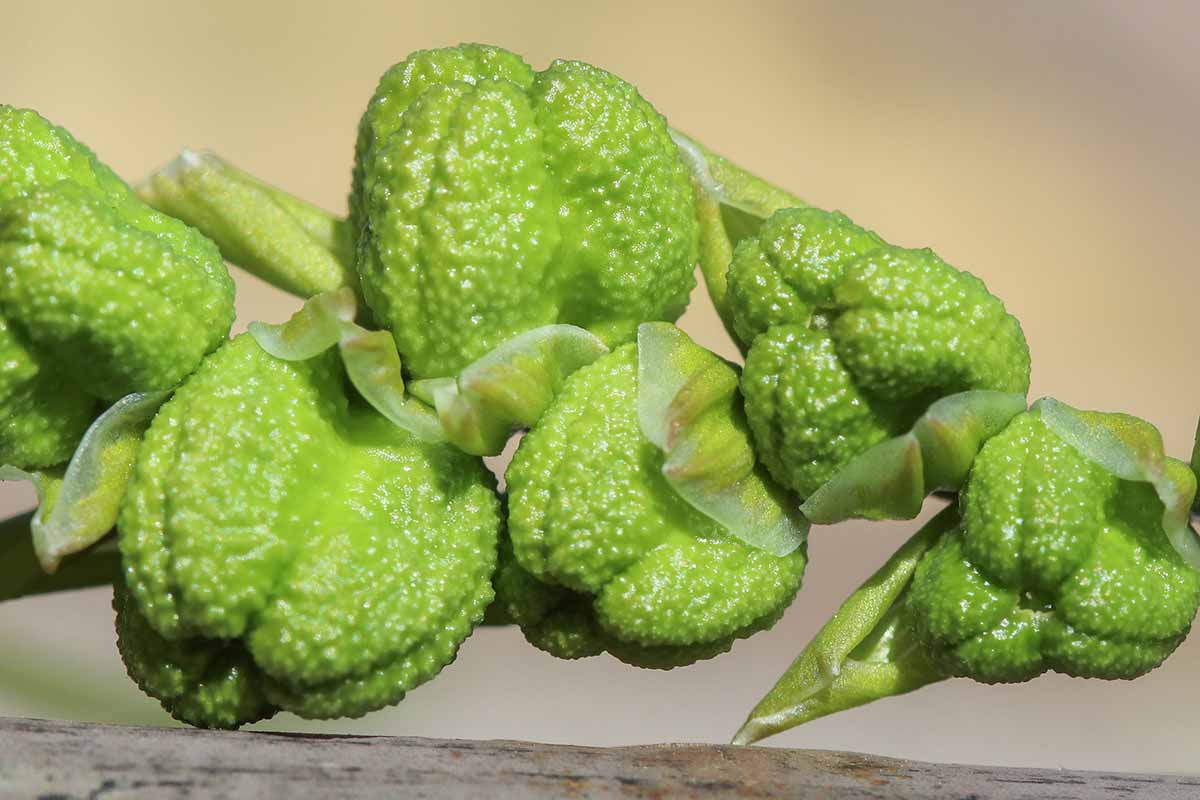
[730,723,760,747]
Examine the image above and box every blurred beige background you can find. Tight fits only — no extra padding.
[2,0,1199,773]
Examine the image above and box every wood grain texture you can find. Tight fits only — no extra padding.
[0,716,1195,799]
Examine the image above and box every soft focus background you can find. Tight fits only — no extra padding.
[2,0,1198,773]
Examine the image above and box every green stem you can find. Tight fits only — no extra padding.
[138,151,356,299]
[1191,417,1200,513]
[732,506,956,745]
[0,512,119,603]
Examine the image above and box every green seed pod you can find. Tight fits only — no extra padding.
[0,107,235,470]
[144,45,700,385]
[498,326,807,668]
[115,335,502,728]
[351,44,700,379]
[736,400,1200,744]
[908,407,1200,682]
[727,206,1030,498]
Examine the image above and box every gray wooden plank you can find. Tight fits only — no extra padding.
[0,716,1195,799]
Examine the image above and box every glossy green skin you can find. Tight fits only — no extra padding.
[0,107,235,469]
[729,207,1030,497]
[500,345,807,668]
[906,411,1200,683]
[115,336,501,728]
[351,44,699,380]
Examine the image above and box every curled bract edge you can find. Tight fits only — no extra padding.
[670,131,802,221]
[800,391,1028,525]
[410,326,610,456]
[249,289,610,455]
[1036,397,1200,571]
[732,506,956,745]
[668,131,802,344]
[636,322,807,557]
[0,391,167,572]
[248,288,444,443]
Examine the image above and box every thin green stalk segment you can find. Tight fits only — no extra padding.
[0,513,118,603]
[669,130,804,344]
[732,506,957,745]
[1191,416,1200,513]
[138,151,356,299]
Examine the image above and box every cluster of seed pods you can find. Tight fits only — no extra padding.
[2,44,1197,740]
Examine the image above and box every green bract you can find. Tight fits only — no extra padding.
[736,401,1200,744]
[115,335,502,728]
[245,288,611,457]
[798,389,1027,524]
[497,327,807,668]
[726,206,1030,498]
[0,107,235,470]
[0,392,167,572]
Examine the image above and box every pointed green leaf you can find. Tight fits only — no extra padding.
[1,391,167,573]
[913,391,1031,489]
[1037,397,1200,571]
[637,322,807,557]
[139,150,355,299]
[733,506,957,745]
[801,435,926,523]
[801,391,1027,525]
[670,131,804,229]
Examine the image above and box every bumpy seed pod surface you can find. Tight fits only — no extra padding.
[500,344,807,668]
[115,335,501,728]
[907,410,1200,682]
[735,402,1200,745]
[728,206,1030,497]
[351,44,700,380]
[0,107,235,469]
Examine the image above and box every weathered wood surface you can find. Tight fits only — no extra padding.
[0,716,1195,799]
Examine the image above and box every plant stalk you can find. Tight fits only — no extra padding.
[1,512,119,603]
